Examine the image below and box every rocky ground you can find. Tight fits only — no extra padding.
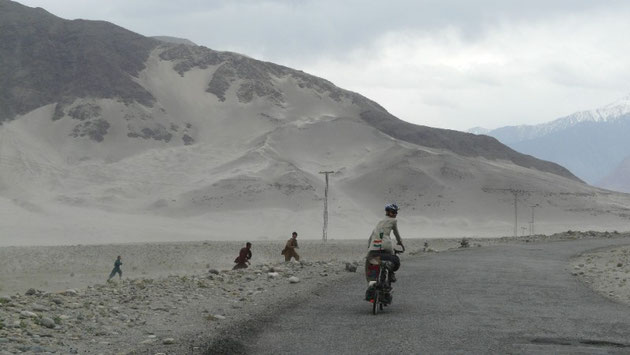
[571,244,630,306]
[0,260,365,354]
[1,232,629,354]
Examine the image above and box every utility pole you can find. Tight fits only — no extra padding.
[529,205,537,236]
[319,171,334,243]
[482,187,531,238]
[513,191,518,238]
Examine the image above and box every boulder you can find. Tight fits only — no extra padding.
[288,276,300,284]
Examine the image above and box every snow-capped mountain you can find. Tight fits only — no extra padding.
[470,95,630,185]
[1,0,629,246]
[568,94,630,123]
[470,94,630,144]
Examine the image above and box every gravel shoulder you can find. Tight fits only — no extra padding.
[571,244,630,306]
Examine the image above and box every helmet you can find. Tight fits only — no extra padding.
[385,203,399,213]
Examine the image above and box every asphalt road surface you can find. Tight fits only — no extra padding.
[209,238,630,354]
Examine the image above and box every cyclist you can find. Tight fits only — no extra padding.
[365,204,404,292]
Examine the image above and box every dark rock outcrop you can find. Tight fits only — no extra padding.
[0,0,159,122]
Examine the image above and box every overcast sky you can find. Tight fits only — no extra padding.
[18,0,630,131]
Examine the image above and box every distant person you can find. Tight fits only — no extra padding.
[365,204,405,283]
[233,242,253,269]
[282,232,300,262]
[108,255,123,281]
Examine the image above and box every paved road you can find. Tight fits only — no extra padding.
[210,238,630,354]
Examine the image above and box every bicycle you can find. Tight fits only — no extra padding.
[366,248,404,315]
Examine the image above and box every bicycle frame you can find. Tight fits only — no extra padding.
[368,248,403,314]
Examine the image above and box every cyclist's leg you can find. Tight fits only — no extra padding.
[379,254,400,271]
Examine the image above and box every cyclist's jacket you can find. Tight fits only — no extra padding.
[367,216,401,254]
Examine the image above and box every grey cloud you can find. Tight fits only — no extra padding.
[19,0,630,62]
[543,62,630,90]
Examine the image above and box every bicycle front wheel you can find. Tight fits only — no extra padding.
[372,292,379,315]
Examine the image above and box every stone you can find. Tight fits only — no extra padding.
[345,263,358,272]
[28,345,50,353]
[209,269,220,275]
[163,337,176,344]
[40,317,56,329]
[63,289,79,296]
[288,276,300,283]
[25,288,37,296]
[267,272,280,278]
[32,303,48,312]
[20,310,38,318]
